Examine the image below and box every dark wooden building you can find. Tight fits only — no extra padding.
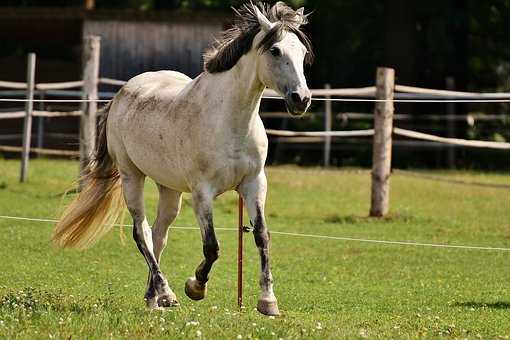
[0,7,229,154]
[0,7,229,83]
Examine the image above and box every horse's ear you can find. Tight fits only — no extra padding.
[296,7,304,16]
[254,6,274,32]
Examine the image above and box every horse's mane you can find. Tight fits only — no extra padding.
[203,1,313,73]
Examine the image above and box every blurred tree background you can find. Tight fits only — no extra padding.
[3,0,509,91]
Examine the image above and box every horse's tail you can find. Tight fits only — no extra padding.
[53,102,125,250]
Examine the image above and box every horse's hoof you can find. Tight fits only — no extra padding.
[257,299,280,316]
[184,277,207,301]
[145,297,160,310]
[157,292,179,307]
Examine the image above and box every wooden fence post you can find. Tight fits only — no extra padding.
[36,92,45,150]
[323,83,332,167]
[446,76,456,169]
[80,35,100,181]
[19,53,36,183]
[370,67,395,217]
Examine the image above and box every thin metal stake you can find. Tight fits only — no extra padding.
[237,194,244,310]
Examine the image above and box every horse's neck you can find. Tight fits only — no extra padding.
[201,52,265,135]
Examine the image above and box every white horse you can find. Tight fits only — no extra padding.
[53,2,312,316]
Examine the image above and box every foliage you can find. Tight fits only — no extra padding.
[0,159,510,338]
[2,0,510,93]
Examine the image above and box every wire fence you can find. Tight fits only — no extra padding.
[1,214,509,252]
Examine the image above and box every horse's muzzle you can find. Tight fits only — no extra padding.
[285,89,311,116]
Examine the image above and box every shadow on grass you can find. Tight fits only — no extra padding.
[453,301,510,310]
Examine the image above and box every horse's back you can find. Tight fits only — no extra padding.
[122,70,192,98]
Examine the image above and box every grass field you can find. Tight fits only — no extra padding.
[0,159,509,339]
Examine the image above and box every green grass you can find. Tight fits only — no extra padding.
[0,159,510,339]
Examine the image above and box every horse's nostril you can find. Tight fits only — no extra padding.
[290,92,301,103]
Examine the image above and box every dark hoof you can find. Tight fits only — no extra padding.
[184,277,207,301]
[257,299,280,316]
[157,293,179,308]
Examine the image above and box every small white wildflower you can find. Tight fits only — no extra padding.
[196,330,202,337]
[268,316,275,320]
[252,323,257,327]
[237,335,242,339]
[211,305,218,310]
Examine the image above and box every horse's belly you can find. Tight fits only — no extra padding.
[121,134,191,192]
[186,152,262,195]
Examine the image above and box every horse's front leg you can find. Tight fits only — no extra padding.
[239,172,280,316]
[185,187,219,301]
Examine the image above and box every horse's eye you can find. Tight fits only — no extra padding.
[270,47,281,57]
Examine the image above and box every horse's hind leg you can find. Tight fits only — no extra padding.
[146,185,182,307]
[239,172,279,316]
[120,168,177,309]
[185,187,219,301]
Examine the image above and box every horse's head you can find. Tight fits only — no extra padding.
[204,2,314,115]
[253,3,313,116]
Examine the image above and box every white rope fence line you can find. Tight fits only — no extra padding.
[395,84,510,99]
[2,97,510,104]
[3,79,510,98]
[0,110,82,120]
[262,96,510,103]
[0,98,111,103]
[35,80,84,91]
[0,80,28,89]
[266,129,374,137]
[1,214,510,252]
[394,127,510,149]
